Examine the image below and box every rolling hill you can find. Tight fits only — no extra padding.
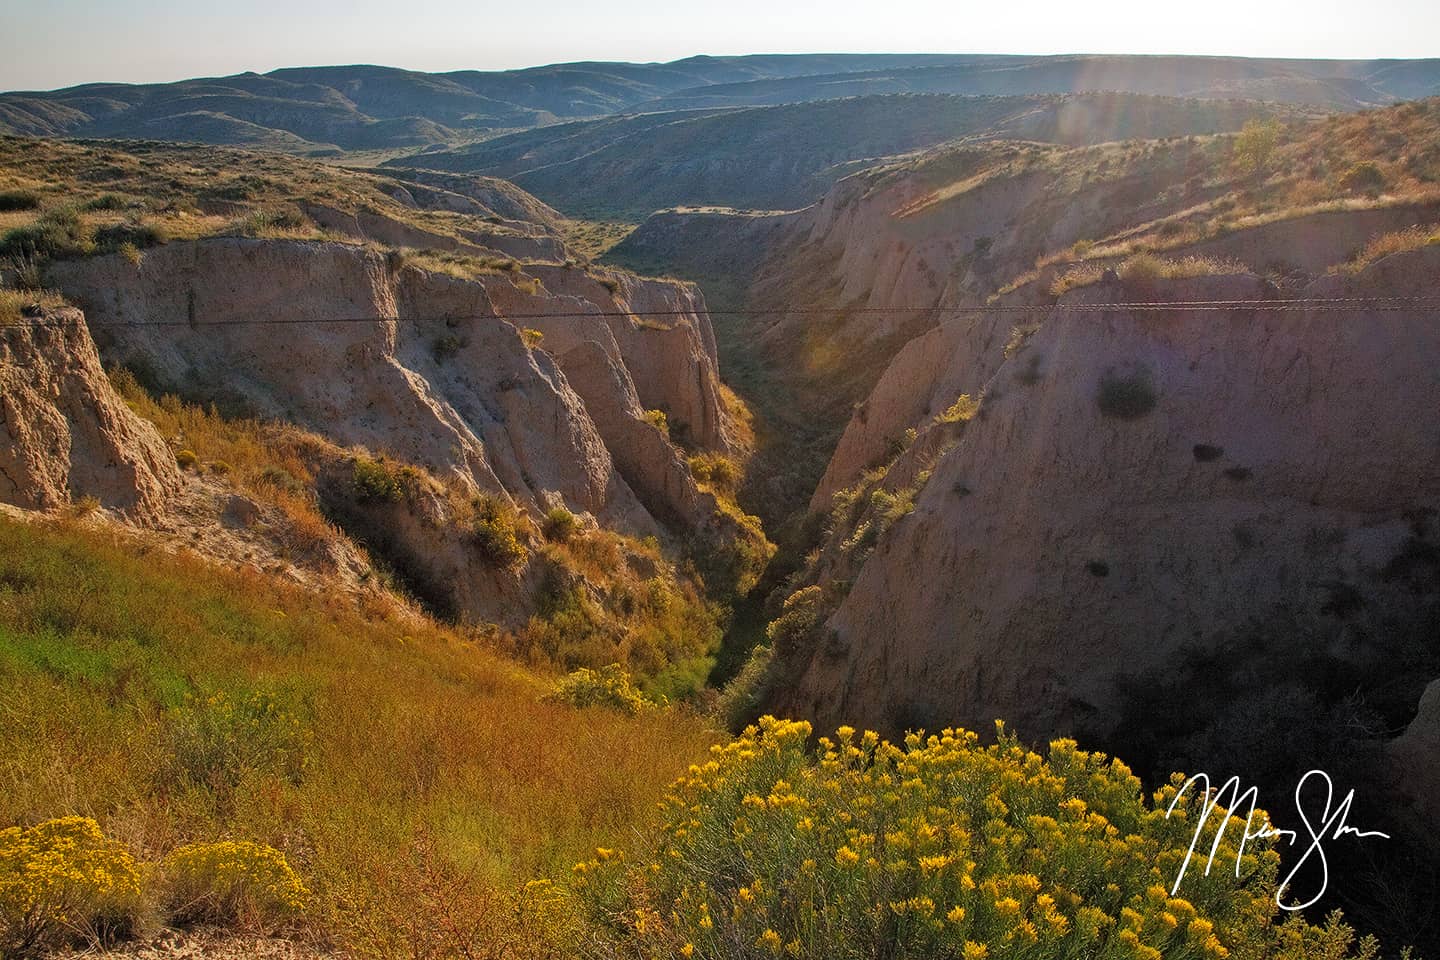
[389,91,1311,218]
[3,53,1437,157]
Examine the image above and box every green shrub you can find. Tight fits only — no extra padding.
[165,688,309,792]
[1233,118,1281,175]
[175,449,199,470]
[0,207,93,260]
[223,206,309,238]
[1341,162,1386,193]
[542,664,660,714]
[765,586,827,657]
[522,328,545,349]
[0,816,143,955]
[161,840,307,928]
[569,717,1384,960]
[431,333,464,363]
[469,494,528,567]
[352,457,403,503]
[0,190,41,212]
[1097,369,1158,420]
[82,193,130,212]
[542,507,579,543]
[94,220,168,254]
[714,644,774,732]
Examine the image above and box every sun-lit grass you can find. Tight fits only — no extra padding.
[0,514,719,957]
[558,218,636,261]
[109,370,339,555]
[981,99,1440,300]
[0,136,564,270]
[1331,222,1440,274]
[0,288,69,323]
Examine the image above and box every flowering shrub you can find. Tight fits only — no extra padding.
[467,494,529,568]
[543,664,662,714]
[570,717,1382,960]
[161,840,307,928]
[0,816,143,955]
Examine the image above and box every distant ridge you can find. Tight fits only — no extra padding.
[3,53,1438,153]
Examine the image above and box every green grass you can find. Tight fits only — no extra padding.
[0,515,719,957]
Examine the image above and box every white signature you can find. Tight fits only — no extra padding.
[1164,769,1390,911]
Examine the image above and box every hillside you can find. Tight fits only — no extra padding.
[6,52,1440,960]
[3,53,1438,157]
[638,54,1440,112]
[0,511,719,957]
[0,137,771,702]
[390,92,1307,219]
[607,97,1440,951]
[612,98,1440,518]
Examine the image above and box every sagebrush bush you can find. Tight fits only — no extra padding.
[0,207,93,260]
[543,664,661,714]
[543,507,579,543]
[569,717,1384,960]
[161,840,307,928]
[765,586,827,657]
[0,817,143,956]
[0,190,41,212]
[94,219,169,254]
[1097,369,1158,420]
[1341,162,1386,194]
[223,206,310,238]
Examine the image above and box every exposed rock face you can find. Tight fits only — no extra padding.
[0,307,179,520]
[810,312,1012,510]
[495,263,738,454]
[46,240,660,530]
[776,255,1440,740]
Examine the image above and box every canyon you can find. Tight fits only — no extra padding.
[4,67,1440,953]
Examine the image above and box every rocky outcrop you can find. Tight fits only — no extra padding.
[494,263,739,454]
[47,239,660,531]
[810,312,1013,510]
[0,306,179,520]
[775,254,1440,740]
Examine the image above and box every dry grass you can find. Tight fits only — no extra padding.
[1047,253,1246,296]
[109,370,335,549]
[558,219,635,261]
[0,287,69,323]
[1119,252,1247,281]
[0,514,719,957]
[986,99,1440,300]
[0,136,562,268]
[1048,263,1107,296]
[1331,222,1440,274]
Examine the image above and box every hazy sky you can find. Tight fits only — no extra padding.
[2,0,1437,91]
